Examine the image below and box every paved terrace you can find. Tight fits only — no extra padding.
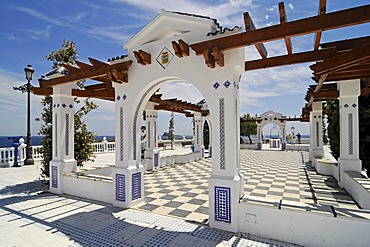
[1,148,369,246]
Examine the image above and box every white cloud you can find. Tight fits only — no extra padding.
[266,6,277,11]
[265,15,269,20]
[288,3,295,10]
[110,0,255,27]
[26,25,52,40]
[85,26,134,44]
[12,6,63,26]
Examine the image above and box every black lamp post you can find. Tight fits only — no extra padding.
[24,65,35,165]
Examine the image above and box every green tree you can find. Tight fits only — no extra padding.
[203,120,210,149]
[38,39,97,179]
[359,93,370,177]
[240,114,257,144]
[168,112,175,149]
[326,98,340,160]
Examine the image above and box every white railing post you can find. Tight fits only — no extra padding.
[102,137,108,153]
[18,138,27,165]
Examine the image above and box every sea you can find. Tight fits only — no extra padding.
[0,134,310,148]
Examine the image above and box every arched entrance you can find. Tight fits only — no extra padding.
[108,11,245,232]
[255,110,287,150]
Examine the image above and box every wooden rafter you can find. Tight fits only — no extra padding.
[279,2,292,54]
[39,59,132,88]
[245,48,336,71]
[320,36,370,52]
[203,49,215,68]
[314,0,327,50]
[172,39,190,58]
[191,4,370,55]
[133,50,151,65]
[310,42,370,75]
[243,12,267,58]
[213,47,224,67]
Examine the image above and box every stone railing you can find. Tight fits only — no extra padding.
[0,137,195,166]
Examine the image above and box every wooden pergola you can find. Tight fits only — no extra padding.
[33,0,370,120]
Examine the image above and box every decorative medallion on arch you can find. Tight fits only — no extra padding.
[156,47,174,69]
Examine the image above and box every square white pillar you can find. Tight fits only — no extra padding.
[50,84,77,195]
[337,80,362,187]
[112,84,145,207]
[309,102,324,161]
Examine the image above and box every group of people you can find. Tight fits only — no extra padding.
[287,133,301,144]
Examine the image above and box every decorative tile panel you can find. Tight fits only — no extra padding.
[116,174,125,202]
[215,186,231,223]
[219,98,226,170]
[55,113,58,158]
[117,95,121,101]
[213,82,220,90]
[132,172,141,201]
[62,103,66,108]
[120,107,124,161]
[154,152,159,167]
[65,114,69,156]
[348,113,353,155]
[156,47,174,69]
[69,104,73,109]
[316,122,319,148]
[52,166,58,188]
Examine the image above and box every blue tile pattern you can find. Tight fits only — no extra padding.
[348,113,353,155]
[55,113,58,158]
[120,107,124,161]
[219,98,225,170]
[65,114,69,156]
[213,82,220,90]
[117,95,121,101]
[132,172,141,201]
[52,166,58,188]
[215,186,231,223]
[116,174,125,202]
[154,152,159,167]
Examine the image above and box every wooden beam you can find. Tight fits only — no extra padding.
[31,87,52,95]
[325,70,370,82]
[203,49,215,68]
[310,42,370,75]
[88,57,109,69]
[39,60,132,88]
[213,47,224,67]
[320,36,370,52]
[191,4,370,55]
[75,60,92,70]
[314,0,326,50]
[133,51,145,65]
[63,64,80,73]
[72,89,113,98]
[172,41,183,58]
[279,2,292,54]
[243,12,267,58]
[139,50,151,65]
[308,73,328,106]
[245,48,336,71]
[179,39,190,57]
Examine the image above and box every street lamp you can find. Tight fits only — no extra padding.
[24,65,35,165]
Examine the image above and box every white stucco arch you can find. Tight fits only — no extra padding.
[256,110,287,150]
[110,10,245,232]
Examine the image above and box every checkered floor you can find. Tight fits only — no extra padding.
[135,149,366,223]
[136,159,211,223]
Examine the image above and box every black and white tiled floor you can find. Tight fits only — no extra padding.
[136,149,368,222]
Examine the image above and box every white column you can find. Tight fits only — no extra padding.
[281,121,287,150]
[194,113,204,155]
[50,83,77,195]
[337,79,362,188]
[208,83,243,233]
[112,83,144,208]
[256,123,262,149]
[309,102,324,161]
[144,110,158,158]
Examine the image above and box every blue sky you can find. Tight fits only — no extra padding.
[0,0,369,137]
